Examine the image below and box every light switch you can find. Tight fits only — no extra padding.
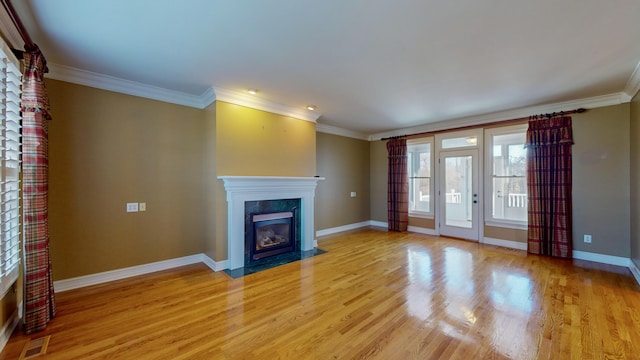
[139,202,146,212]
[350,192,356,198]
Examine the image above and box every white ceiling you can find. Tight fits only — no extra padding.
[12,0,640,137]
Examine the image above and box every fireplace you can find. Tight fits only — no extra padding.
[250,211,295,261]
[218,176,324,270]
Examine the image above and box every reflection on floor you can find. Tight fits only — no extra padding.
[1,228,638,359]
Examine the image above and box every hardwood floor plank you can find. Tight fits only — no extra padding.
[2,228,640,359]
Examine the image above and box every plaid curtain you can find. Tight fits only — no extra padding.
[525,116,573,258]
[22,49,56,333]
[386,138,408,232]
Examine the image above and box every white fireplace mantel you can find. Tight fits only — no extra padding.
[218,176,324,270]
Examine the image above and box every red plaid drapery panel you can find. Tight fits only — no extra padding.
[22,49,56,334]
[525,116,573,258]
[386,138,408,232]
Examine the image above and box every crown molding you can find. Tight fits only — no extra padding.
[42,60,637,132]
[624,60,640,101]
[43,63,322,122]
[45,62,215,108]
[368,92,630,141]
[213,87,321,123]
[315,123,368,140]
[199,86,216,108]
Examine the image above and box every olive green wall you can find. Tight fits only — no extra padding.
[213,101,317,261]
[572,104,630,257]
[316,132,370,230]
[47,79,208,280]
[630,95,640,268]
[369,140,388,223]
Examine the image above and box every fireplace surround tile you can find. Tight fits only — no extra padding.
[224,248,326,278]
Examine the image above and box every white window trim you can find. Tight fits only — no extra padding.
[484,124,528,229]
[407,137,434,218]
[0,40,21,298]
[485,220,528,230]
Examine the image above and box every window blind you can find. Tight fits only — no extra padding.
[0,46,21,297]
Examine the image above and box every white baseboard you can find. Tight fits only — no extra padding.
[51,242,640,296]
[0,309,19,353]
[572,250,631,267]
[200,254,229,272]
[53,254,227,292]
[369,220,388,229]
[408,226,437,236]
[316,221,372,237]
[628,259,640,286]
[482,237,528,251]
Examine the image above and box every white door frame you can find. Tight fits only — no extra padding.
[438,149,479,240]
[434,129,484,241]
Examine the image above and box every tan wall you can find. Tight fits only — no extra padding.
[631,95,640,266]
[370,140,388,222]
[0,281,18,332]
[482,105,631,254]
[369,105,632,257]
[572,104,630,257]
[215,102,316,176]
[484,226,527,243]
[316,132,370,230]
[214,101,316,261]
[409,217,435,229]
[47,79,208,280]
[39,78,636,278]
[202,102,217,260]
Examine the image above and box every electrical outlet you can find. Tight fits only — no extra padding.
[350,192,356,197]
[584,234,592,243]
[126,203,139,213]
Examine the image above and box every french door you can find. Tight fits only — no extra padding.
[438,149,479,240]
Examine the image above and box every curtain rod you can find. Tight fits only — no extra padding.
[2,0,37,52]
[1,0,49,72]
[381,108,586,141]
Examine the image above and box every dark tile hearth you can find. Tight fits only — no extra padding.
[224,248,326,279]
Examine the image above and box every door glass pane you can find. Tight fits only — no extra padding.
[444,155,473,228]
[442,136,477,149]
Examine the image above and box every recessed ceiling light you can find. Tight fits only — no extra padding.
[247,89,258,95]
[306,105,316,111]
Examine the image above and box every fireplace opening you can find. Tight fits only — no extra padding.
[250,211,296,261]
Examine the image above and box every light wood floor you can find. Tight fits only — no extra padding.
[2,229,639,359]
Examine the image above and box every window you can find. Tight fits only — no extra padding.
[0,44,21,296]
[407,138,433,217]
[485,125,527,228]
